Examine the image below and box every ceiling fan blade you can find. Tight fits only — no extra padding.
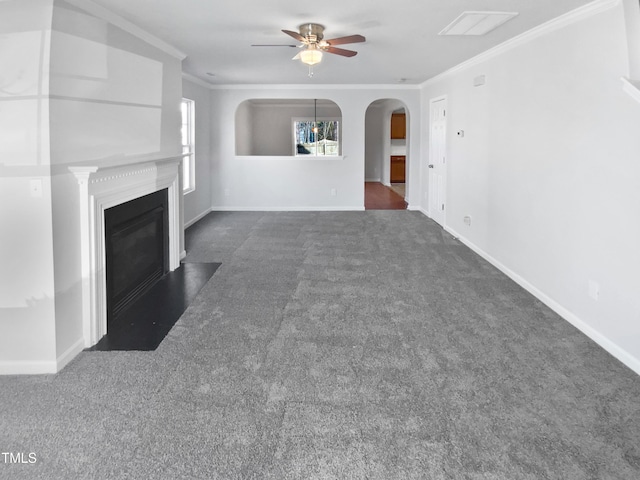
[325,46,358,57]
[325,34,365,46]
[292,52,301,60]
[282,29,306,42]
[251,44,298,47]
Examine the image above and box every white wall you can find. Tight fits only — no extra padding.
[0,0,58,373]
[364,104,384,181]
[49,1,182,165]
[0,0,183,373]
[420,1,640,373]
[183,77,213,227]
[211,87,420,210]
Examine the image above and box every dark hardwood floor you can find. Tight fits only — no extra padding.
[364,182,407,210]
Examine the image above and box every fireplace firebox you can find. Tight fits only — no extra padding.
[104,189,169,324]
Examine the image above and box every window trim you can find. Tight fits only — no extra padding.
[181,98,195,194]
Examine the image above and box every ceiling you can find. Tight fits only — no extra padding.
[88,0,594,86]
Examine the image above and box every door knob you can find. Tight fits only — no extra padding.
[428,164,434,168]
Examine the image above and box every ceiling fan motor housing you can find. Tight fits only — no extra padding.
[299,23,325,42]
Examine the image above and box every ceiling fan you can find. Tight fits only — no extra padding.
[252,23,365,74]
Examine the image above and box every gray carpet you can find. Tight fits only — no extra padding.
[2,211,640,479]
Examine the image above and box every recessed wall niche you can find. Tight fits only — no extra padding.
[235,99,342,156]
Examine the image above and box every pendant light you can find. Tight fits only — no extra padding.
[313,98,318,134]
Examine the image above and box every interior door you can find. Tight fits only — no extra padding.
[428,97,447,226]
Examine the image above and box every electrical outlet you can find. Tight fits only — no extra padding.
[330,188,337,197]
[224,188,230,197]
[474,75,486,86]
[463,215,471,226]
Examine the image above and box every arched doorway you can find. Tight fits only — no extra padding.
[364,99,410,210]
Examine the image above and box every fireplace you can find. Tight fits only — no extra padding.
[70,157,182,347]
[105,189,169,324]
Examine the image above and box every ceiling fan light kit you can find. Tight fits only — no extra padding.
[299,47,323,66]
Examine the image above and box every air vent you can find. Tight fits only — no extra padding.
[439,11,518,36]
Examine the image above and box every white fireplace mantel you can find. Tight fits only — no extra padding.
[70,157,182,347]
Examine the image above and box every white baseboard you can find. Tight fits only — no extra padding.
[0,360,56,375]
[365,177,381,182]
[185,207,213,228]
[445,225,640,377]
[0,337,85,375]
[211,206,365,212]
[56,338,85,372]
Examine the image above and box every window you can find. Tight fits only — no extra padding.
[181,98,195,193]
[294,119,340,156]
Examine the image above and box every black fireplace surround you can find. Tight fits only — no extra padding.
[105,189,169,325]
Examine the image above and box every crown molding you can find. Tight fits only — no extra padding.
[182,73,214,89]
[64,0,186,60]
[205,83,421,91]
[179,73,422,90]
[422,0,621,88]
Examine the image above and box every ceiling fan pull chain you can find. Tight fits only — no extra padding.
[308,65,314,78]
